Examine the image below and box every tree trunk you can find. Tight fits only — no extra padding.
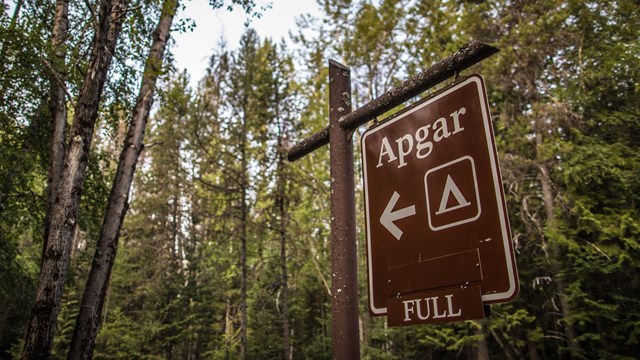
[67,1,178,358]
[43,0,70,263]
[240,137,248,360]
[279,191,290,360]
[476,321,490,360]
[273,71,291,360]
[535,127,580,358]
[225,299,233,354]
[277,145,291,360]
[21,1,128,358]
[527,337,540,360]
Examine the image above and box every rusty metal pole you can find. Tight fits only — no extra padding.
[328,59,360,359]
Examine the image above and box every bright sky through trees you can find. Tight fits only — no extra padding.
[172,0,321,82]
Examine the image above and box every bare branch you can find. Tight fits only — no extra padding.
[40,57,75,107]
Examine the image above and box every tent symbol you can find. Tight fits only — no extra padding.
[435,175,471,215]
[424,156,481,231]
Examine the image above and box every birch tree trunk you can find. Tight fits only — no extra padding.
[43,0,70,262]
[21,1,128,358]
[67,1,179,358]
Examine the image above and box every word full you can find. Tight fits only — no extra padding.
[402,293,462,322]
[376,106,467,169]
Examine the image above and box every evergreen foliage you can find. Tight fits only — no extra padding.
[0,0,638,358]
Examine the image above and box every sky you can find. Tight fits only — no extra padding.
[172,0,322,83]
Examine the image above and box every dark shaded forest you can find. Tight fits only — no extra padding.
[1,0,639,359]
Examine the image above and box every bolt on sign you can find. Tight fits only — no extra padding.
[360,75,519,326]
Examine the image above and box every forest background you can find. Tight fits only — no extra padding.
[1,0,639,359]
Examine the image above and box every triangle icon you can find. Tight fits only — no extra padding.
[435,175,471,215]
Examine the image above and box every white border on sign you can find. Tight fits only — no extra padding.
[424,156,481,231]
[361,75,518,315]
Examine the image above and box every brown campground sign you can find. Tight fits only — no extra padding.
[360,75,518,326]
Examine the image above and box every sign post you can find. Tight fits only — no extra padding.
[361,75,519,325]
[286,42,503,356]
[328,60,360,358]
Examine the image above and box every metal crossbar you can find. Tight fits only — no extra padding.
[287,41,499,162]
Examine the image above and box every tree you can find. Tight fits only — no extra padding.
[43,0,70,262]
[0,2,53,355]
[67,0,180,358]
[221,29,273,359]
[269,43,298,360]
[461,0,640,358]
[243,40,301,360]
[22,0,129,357]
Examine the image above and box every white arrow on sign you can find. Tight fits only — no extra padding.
[380,191,416,240]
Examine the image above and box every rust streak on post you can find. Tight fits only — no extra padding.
[328,59,360,359]
[287,41,499,162]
